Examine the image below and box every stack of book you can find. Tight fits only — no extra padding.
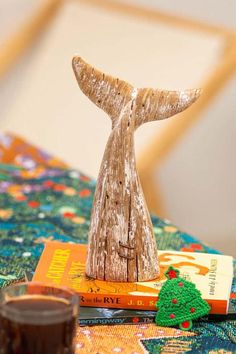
[33,241,235,326]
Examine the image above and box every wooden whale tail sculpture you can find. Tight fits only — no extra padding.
[73,56,201,282]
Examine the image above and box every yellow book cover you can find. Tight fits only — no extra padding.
[33,241,233,314]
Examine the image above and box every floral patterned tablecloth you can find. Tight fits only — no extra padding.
[0,133,235,353]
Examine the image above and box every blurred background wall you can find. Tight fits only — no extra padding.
[0,0,235,255]
[126,0,236,28]
[127,0,236,255]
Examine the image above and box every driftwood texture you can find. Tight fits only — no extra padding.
[73,57,200,282]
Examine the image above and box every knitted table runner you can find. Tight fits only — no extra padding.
[0,133,235,353]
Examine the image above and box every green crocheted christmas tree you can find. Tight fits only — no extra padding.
[155,266,211,331]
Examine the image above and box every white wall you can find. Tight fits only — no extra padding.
[159,78,236,255]
[0,0,235,256]
[125,0,236,29]
[125,0,236,255]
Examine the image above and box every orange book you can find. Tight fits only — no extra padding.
[33,241,233,314]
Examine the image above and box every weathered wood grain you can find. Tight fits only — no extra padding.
[73,57,200,282]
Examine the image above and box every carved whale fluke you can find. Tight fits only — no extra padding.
[73,56,201,282]
[134,87,201,128]
[72,56,133,125]
[73,56,201,130]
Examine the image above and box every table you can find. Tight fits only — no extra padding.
[0,132,235,353]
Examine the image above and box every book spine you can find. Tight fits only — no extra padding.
[80,292,157,311]
[79,316,155,327]
[79,293,227,315]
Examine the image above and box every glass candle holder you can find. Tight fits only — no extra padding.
[0,282,79,354]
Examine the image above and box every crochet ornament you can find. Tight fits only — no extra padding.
[155,266,210,331]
